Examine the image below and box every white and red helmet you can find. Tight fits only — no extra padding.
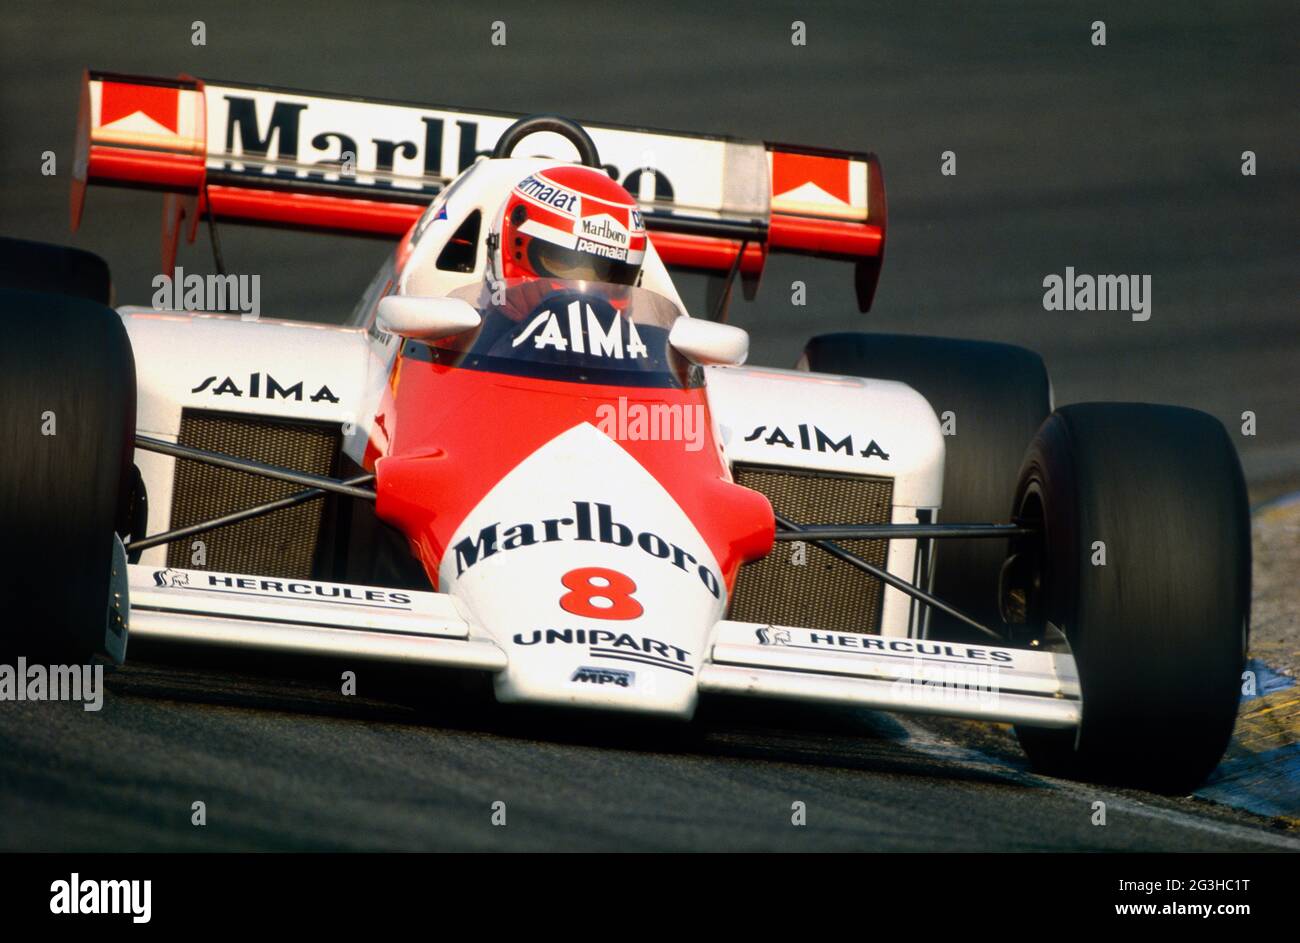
[491,165,647,286]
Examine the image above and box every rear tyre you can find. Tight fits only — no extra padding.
[0,288,136,664]
[1009,404,1249,793]
[0,236,111,304]
[802,333,1051,638]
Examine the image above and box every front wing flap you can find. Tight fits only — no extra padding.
[699,622,1082,728]
[126,565,506,671]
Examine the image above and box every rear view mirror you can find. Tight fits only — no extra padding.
[668,318,749,366]
[376,295,481,340]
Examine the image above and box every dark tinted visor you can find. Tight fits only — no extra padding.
[529,238,639,286]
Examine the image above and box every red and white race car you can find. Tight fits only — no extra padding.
[0,72,1250,793]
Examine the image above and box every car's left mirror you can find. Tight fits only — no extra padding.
[376,295,482,340]
[668,317,749,366]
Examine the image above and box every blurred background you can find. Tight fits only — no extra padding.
[2,0,1296,483]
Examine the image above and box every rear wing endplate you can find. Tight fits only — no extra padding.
[72,70,886,310]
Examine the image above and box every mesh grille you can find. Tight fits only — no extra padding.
[730,466,892,634]
[166,411,339,578]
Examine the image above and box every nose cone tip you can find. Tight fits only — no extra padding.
[494,648,700,719]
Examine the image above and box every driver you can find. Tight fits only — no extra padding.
[487,165,647,293]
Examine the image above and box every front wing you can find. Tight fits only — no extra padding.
[125,566,1080,728]
[127,565,505,671]
[699,622,1081,728]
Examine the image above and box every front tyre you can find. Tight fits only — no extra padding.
[1009,404,1249,793]
[0,288,136,664]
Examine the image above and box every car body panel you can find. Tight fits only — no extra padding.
[106,128,1074,728]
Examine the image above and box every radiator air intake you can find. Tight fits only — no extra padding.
[166,410,340,578]
[728,466,892,634]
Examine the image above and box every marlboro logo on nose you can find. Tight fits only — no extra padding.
[451,501,722,598]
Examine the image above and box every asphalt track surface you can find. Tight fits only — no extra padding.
[1,1,1297,851]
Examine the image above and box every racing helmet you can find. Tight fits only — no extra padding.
[490,166,647,286]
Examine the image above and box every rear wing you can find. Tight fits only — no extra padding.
[72,70,886,310]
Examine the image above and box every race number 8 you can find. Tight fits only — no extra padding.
[559,567,643,620]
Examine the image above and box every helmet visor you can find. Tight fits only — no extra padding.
[529,238,639,286]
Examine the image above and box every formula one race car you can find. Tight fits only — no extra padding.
[0,71,1250,793]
